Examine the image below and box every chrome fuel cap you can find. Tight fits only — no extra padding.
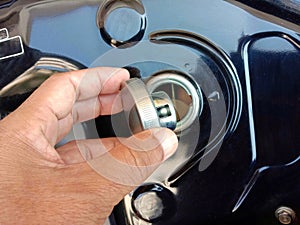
[121,78,177,133]
[146,72,203,134]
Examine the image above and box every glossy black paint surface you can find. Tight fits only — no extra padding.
[236,0,300,25]
[0,0,300,224]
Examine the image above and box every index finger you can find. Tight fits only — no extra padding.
[70,67,130,101]
[26,67,130,120]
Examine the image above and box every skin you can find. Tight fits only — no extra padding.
[0,67,178,225]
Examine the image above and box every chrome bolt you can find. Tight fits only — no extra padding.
[275,207,296,225]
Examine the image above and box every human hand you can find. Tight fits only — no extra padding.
[0,67,178,225]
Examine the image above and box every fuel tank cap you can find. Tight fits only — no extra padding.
[121,78,177,133]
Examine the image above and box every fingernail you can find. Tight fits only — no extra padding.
[153,128,178,160]
[116,68,130,78]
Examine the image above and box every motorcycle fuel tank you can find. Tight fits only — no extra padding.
[0,0,300,225]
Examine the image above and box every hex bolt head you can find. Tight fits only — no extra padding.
[275,207,296,225]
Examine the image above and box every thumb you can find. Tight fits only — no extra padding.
[58,128,178,186]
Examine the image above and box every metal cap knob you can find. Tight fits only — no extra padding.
[121,78,177,133]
